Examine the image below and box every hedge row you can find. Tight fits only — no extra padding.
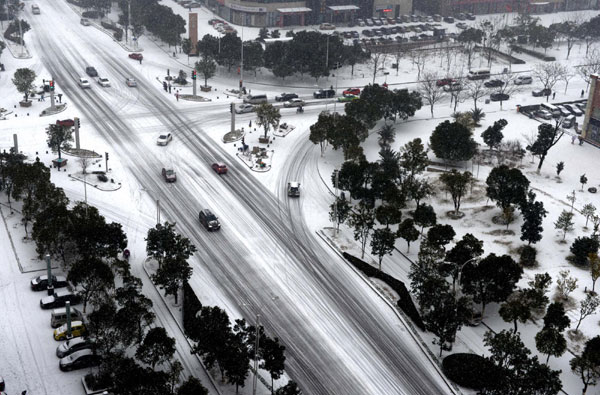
[511,44,556,61]
[183,280,202,336]
[82,10,105,18]
[476,45,525,64]
[100,21,123,41]
[442,353,501,390]
[342,252,425,330]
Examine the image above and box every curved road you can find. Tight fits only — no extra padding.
[28,3,455,394]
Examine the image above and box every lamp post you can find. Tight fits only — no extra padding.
[442,256,482,296]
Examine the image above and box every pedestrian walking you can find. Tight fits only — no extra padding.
[139,58,142,65]
[572,135,576,144]
[168,84,172,93]
[57,93,62,103]
[249,120,252,128]
[40,92,45,101]
[552,91,556,100]
[581,89,585,98]
[175,92,179,101]
[579,136,584,145]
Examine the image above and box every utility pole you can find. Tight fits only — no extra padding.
[252,313,260,395]
[157,199,160,225]
[239,27,244,98]
[334,169,339,235]
[325,34,330,69]
[127,0,131,46]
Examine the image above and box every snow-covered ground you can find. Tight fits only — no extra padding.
[1,1,600,394]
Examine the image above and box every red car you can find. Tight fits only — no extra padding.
[128,53,143,61]
[56,119,75,127]
[436,78,456,87]
[343,88,361,96]
[211,163,228,175]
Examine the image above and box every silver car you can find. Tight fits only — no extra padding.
[125,78,137,87]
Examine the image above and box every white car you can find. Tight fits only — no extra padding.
[125,78,137,87]
[514,75,533,85]
[78,77,91,89]
[97,77,110,87]
[156,133,172,146]
[235,103,254,114]
[283,98,305,108]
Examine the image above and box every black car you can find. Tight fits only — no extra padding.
[85,66,98,77]
[484,79,504,88]
[313,89,335,99]
[490,93,510,101]
[275,93,298,102]
[31,274,69,291]
[199,209,220,231]
[532,88,551,97]
[40,290,81,309]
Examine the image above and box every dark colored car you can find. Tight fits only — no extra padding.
[490,93,510,101]
[199,209,220,231]
[313,89,336,99]
[162,168,177,183]
[85,66,98,77]
[532,88,551,97]
[40,290,81,309]
[275,93,298,102]
[59,349,101,371]
[343,88,361,96]
[31,274,69,291]
[211,162,228,175]
[128,53,143,61]
[56,119,75,127]
[484,79,504,88]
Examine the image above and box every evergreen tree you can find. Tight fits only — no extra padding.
[46,124,73,159]
[255,103,281,139]
[370,227,396,270]
[520,190,548,245]
[309,111,335,156]
[481,119,507,150]
[260,337,286,394]
[439,169,473,215]
[581,203,597,228]
[499,292,531,333]
[570,336,600,395]
[426,224,455,249]
[543,301,570,332]
[195,56,216,87]
[328,196,351,231]
[146,222,197,268]
[135,327,176,369]
[554,210,575,240]
[275,381,302,395]
[152,255,193,304]
[590,252,600,293]
[399,137,429,182]
[570,236,600,266]
[190,306,232,379]
[377,124,395,148]
[397,218,419,252]
[177,376,208,395]
[348,200,376,259]
[413,204,437,234]
[12,67,36,102]
[555,161,564,177]
[375,204,402,228]
[527,121,565,172]
[429,120,477,162]
[115,282,155,343]
[445,233,484,292]
[486,165,530,227]
[68,257,115,313]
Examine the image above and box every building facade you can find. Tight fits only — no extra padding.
[581,74,600,146]
[414,0,597,16]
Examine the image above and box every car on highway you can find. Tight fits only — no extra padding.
[484,79,504,88]
[284,98,305,108]
[490,93,510,101]
[287,182,300,197]
[40,290,81,309]
[54,321,87,341]
[97,77,110,87]
[125,78,137,87]
[59,349,101,372]
[56,337,95,358]
[161,168,177,183]
[85,66,98,77]
[275,92,298,102]
[78,77,91,89]
[128,53,143,61]
[199,209,220,231]
[535,109,553,120]
[156,133,172,146]
[235,103,254,114]
[31,274,68,291]
[314,89,336,99]
[338,94,358,102]
[211,162,228,174]
[343,87,361,96]
[532,88,551,97]
[80,18,90,26]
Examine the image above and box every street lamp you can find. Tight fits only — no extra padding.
[441,256,482,296]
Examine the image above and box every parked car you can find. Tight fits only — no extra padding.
[59,349,101,371]
[373,18,382,26]
[514,75,532,85]
[319,23,335,30]
[211,162,228,174]
[313,89,335,99]
[490,93,510,101]
[284,98,305,108]
[576,101,587,111]
[161,168,176,183]
[338,94,358,102]
[466,13,476,20]
[56,337,95,358]
[56,119,75,128]
[456,22,468,30]
[365,18,374,26]
[54,321,87,341]
[199,209,220,231]
[535,109,553,120]
[484,79,504,88]
[235,103,254,114]
[128,53,143,61]
[97,77,110,87]
[31,274,68,291]
[532,88,551,97]
[40,290,81,309]
[456,13,466,20]
[125,78,137,87]
[443,82,462,92]
[557,105,571,117]
[85,67,98,77]
[443,16,455,23]
[80,18,90,26]
[156,133,172,146]
[343,87,361,96]
[436,78,456,87]
[78,77,91,89]
[275,93,298,102]
[562,114,576,128]
[564,104,583,116]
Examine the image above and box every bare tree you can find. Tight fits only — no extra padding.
[533,62,568,102]
[464,78,489,112]
[562,67,575,94]
[494,73,521,110]
[78,156,92,175]
[576,47,600,92]
[419,72,447,118]
[410,50,428,81]
[367,48,388,84]
[478,16,504,68]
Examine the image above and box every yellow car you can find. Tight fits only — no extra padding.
[54,321,87,341]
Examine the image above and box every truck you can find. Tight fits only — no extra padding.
[287,182,300,197]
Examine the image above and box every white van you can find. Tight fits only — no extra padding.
[467,69,490,80]
[540,103,561,118]
[243,94,267,104]
[51,307,84,328]
[31,4,40,14]
[562,115,576,128]
[515,75,532,85]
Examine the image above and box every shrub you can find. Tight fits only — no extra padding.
[113,29,123,41]
[570,236,599,266]
[82,10,104,18]
[183,281,202,336]
[519,245,537,267]
[442,353,501,390]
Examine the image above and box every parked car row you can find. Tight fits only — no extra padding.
[355,13,461,27]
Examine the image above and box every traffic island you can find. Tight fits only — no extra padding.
[40,103,67,117]
[223,129,245,143]
[273,123,296,137]
[236,146,273,172]
[179,94,211,102]
[68,171,122,192]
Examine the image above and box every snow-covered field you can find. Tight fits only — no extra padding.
[1,1,600,394]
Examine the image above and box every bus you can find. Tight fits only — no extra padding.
[467,69,490,80]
